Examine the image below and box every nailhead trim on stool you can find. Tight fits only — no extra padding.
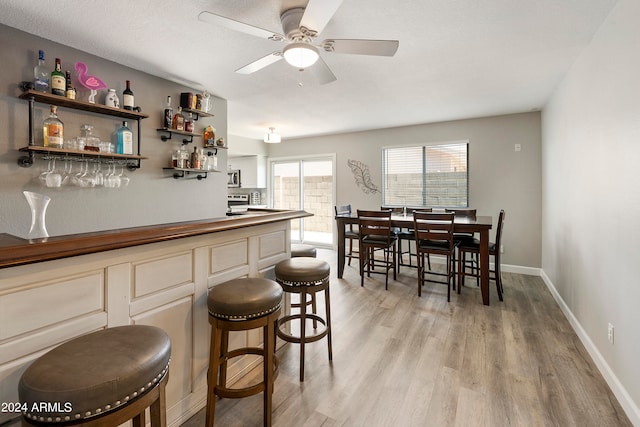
[18,325,171,426]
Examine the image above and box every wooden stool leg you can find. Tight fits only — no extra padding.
[206,319,222,427]
[299,288,307,382]
[264,316,275,427]
[325,286,333,361]
[149,379,168,427]
[132,411,146,427]
[311,293,318,329]
[219,330,229,388]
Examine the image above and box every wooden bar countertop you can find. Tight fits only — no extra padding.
[0,209,311,269]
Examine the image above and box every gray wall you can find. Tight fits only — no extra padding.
[266,112,542,269]
[0,24,228,238]
[542,0,640,422]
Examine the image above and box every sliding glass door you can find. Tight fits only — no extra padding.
[270,156,335,246]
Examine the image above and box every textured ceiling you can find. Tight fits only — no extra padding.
[0,0,617,141]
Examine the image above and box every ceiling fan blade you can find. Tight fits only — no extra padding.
[198,11,285,41]
[303,56,337,85]
[299,0,344,35]
[235,52,283,74]
[321,39,399,56]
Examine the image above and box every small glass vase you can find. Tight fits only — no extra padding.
[23,191,50,240]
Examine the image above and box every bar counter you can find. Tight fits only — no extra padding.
[0,208,309,427]
[0,208,311,269]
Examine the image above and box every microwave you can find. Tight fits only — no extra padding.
[227,170,241,187]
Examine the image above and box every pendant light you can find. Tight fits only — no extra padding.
[264,127,281,143]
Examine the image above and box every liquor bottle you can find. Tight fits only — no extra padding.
[50,58,66,96]
[185,112,194,133]
[172,106,185,131]
[43,105,64,148]
[163,96,173,128]
[34,50,49,92]
[112,121,133,155]
[190,146,200,169]
[65,70,76,99]
[123,80,134,110]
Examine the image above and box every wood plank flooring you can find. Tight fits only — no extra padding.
[184,249,631,427]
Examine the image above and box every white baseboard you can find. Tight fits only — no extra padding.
[540,270,640,427]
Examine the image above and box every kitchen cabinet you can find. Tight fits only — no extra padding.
[229,155,266,188]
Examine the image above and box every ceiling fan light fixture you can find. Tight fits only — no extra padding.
[283,42,319,68]
[264,127,281,143]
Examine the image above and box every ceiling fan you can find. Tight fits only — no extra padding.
[198,0,399,84]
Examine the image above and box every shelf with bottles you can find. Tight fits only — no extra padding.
[19,89,149,120]
[162,145,222,180]
[17,88,148,169]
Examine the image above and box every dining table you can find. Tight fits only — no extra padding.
[335,212,494,305]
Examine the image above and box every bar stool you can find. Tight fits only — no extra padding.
[206,278,283,427]
[275,257,332,381]
[18,325,171,426]
[291,243,317,258]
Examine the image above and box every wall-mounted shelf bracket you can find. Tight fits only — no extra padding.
[164,167,208,180]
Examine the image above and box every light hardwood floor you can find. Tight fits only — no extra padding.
[184,249,631,427]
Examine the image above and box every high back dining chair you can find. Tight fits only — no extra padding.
[335,204,359,266]
[446,208,478,285]
[357,209,397,289]
[413,211,458,301]
[381,206,431,270]
[457,209,505,301]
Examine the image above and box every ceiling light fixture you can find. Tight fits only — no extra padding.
[282,42,319,68]
[264,127,281,143]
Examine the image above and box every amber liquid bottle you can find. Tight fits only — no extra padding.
[172,106,185,131]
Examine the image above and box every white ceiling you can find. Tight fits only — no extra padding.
[0,0,617,141]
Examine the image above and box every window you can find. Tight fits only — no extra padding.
[382,141,468,208]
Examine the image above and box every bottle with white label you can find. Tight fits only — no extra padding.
[123,80,134,110]
[43,105,64,148]
[112,121,133,155]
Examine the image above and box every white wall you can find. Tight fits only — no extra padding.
[267,112,542,269]
[0,24,229,238]
[542,0,640,423]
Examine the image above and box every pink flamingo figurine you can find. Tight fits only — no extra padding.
[74,62,108,104]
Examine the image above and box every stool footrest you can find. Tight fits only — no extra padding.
[214,348,280,399]
[277,314,329,344]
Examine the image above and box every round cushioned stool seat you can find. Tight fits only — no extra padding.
[19,325,171,424]
[208,277,283,320]
[291,243,317,258]
[274,257,329,286]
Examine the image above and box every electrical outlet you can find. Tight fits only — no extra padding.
[515,143,522,152]
[500,244,504,253]
[608,323,614,344]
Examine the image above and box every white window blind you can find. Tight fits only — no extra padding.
[382,142,468,208]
